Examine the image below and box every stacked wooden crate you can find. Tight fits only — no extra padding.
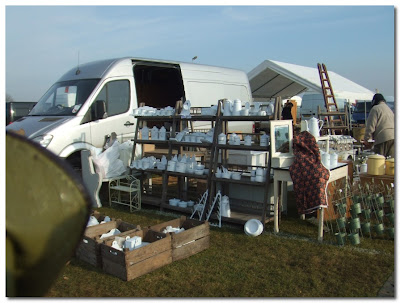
[75,216,140,267]
[149,216,210,262]
[75,213,210,281]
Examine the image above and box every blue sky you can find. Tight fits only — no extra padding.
[4,5,396,101]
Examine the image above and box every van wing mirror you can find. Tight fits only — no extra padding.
[95,100,107,120]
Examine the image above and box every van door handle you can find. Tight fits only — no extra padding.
[124,121,135,127]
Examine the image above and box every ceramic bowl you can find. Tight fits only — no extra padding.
[222,172,231,179]
[215,172,222,178]
[178,201,188,208]
[232,173,241,180]
[187,168,194,174]
[195,169,204,175]
[187,201,195,207]
[169,198,180,206]
[244,219,263,237]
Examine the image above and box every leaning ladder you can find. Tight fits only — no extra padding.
[317,63,348,135]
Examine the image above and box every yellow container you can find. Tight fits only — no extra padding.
[367,154,386,175]
[385,158,395,175]
[352,127,365,144]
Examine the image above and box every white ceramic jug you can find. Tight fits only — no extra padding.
[232,99,242,116]
[260,134,270,147]
[223,99,233,116]
[221,195,231,217]
[141,126,149,140]
[151,126,159,140]
[301,120,309,132]
[244,135,252,146]
[159,126,166,140]
[218,133,226,144]
[306,117,324,138]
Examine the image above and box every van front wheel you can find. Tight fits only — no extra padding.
[66,152,82,178]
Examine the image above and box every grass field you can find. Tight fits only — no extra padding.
[45,198,394,298]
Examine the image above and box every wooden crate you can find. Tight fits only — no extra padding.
[149,216,210,262]
[75,219,140,267]
[100,228,172,281]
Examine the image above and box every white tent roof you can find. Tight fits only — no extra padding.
[248,60,374,102]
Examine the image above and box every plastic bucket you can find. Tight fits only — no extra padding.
[348,233,360,245]
[349,218,361,230]
[375,209,384,219]
[361,222,371,234]
[387,227,394,239]
[337,203,347,215]
[374,223,384,235]
[386,213,395,224]
[352,203,362,214]
[375,195,385,207]
[335,232,346,245]
[350,208,359,218]
[352,195,361,203]
[337,217,347,229]
[362,209,371,220]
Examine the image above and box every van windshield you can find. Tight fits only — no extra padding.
[29,79,100,116]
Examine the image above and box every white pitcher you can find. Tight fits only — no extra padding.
[301,120,309,132]
[305,117,324,138]
[223,99,233,116]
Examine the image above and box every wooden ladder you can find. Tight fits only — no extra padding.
[317,63,348,135]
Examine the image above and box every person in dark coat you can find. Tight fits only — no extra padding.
[282,102,293,120]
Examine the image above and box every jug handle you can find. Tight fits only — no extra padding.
[319,120,324,130]
[304,120,309,130]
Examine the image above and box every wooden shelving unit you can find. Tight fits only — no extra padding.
[130,100,274,225]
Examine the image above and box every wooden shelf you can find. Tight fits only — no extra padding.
[166,171,208,179]
[212,176,268,186]
[135,139,170,145]
[220,115,271,122]
[131,101,273,226]
[159,203,194,214]
[216,143,270,151]
[170,141,213,148]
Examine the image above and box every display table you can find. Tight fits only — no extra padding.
[273,162,348,242]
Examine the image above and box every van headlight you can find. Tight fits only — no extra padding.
[33,134,53,148]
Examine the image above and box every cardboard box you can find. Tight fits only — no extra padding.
[100,228,172,281]
[149,216,210,262]
[75,219,140,268]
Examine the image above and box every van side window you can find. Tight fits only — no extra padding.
[94,80,130,117]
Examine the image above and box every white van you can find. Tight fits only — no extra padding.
[6,57,252,168]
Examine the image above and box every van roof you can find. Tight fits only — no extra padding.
[57,57,246,82]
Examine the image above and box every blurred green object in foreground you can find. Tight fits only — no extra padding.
[6,131,91,297]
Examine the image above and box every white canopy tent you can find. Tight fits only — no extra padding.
[248,60,374,104]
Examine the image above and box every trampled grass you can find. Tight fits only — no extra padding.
[45,202,394,298]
